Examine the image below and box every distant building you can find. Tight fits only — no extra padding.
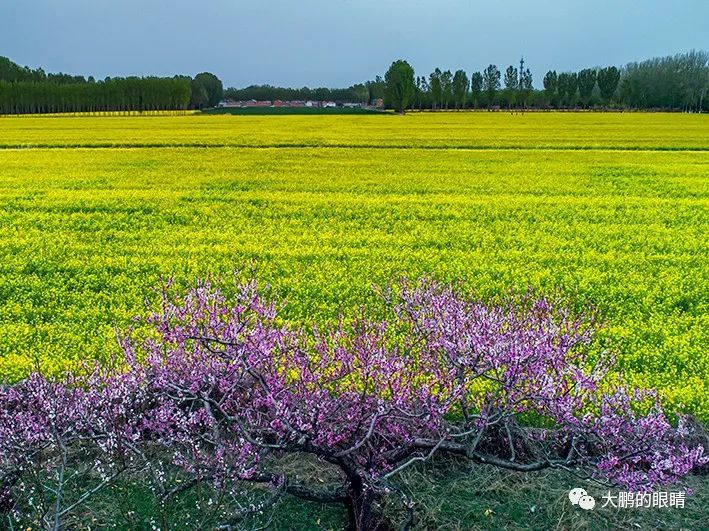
[373,98,384,108]
[244,100,272,107]
[217,99,371,111]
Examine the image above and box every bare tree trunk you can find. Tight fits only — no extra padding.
[344,474,392,531]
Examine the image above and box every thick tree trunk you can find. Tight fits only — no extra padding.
[344,474,392,531]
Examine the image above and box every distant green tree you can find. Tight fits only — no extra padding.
[597,66,621,104]
[365,76,386,101]
[519,68,533,108]
[0,56,46,82]
[567,72,578,106]
[543,70,558,107]
[351,83,370,104]
[557,73,569,107]
[429,68,442,110]
[190,79,209,109]
[314,87,332,101]
[420,76,430,109]
[619,50,708,111]
[384,60,415,113]
[193,72,223,108]
[503,65,519,108]
[440,70,453,109]
[577,68,597,107]
[482,64,501,106]
[557,72,578,107]
[470,71,483,108]
[414,76,428,110]
[452,70,469,109]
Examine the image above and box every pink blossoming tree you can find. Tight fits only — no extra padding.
[0,277,706,530]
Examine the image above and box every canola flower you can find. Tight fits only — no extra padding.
[1,112,708,150]
[0,112,706,418]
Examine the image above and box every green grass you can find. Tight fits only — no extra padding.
[38,460,709,530]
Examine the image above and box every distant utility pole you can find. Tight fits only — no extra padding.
[519,56,525,88]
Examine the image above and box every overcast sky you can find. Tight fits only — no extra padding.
[2,0,707,88]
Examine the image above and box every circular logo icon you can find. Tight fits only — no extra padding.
[568,488,587,505]
[578,495,596,510]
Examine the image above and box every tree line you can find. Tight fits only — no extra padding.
[222,50,706,113]
[385,50,707,113]
[620,50,708,111]
[0,57,223,114]
[223,83,373,104]
[1,50,706,115]
[405,61,534,111]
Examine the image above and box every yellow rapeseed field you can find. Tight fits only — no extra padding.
[1,112,708,149]
[0,112,707,416]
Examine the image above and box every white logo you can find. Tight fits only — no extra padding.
[569,488,596,510]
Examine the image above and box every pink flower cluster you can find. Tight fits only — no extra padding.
[0,277,705,527]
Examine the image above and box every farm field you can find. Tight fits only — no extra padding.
[1,112,708,150]
[0,112,707,420]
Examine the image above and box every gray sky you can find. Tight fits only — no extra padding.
[2,0,707,88]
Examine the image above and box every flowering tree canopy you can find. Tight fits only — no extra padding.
[1,277,706,530]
